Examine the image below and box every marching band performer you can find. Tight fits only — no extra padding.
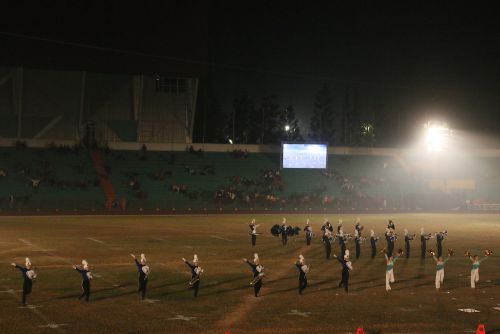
[355,217,363,237]
[337,220,347,257]
[249,219,260,246]
[385,249,402,291]
[73,260,92,302]
[243,253,264,297]
[131,253,150,300]
[370,229,379,258]
[182,254,203,297]
[420,227,432,259]
[385,228,396,257]
[304,219,313,246]
[387,219,395,230]
[11,257,36,305]
[435,231,447,257]
[333,250,352,293]
[467,250,491,289]
[354,229,362,259]
[323,227,333,259]
[280,218,288,246]
[295,254,309,294]
[431,250,451,290]
[404,229,415,259]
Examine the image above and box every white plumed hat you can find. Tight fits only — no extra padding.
[420,227,425,235]
[299,254,304,262]
[356,217,361,223]
[338,219,343,225]
[82,260,89,269]
[193,254,198,263]
[253,253,259,262]
[25,257,31,267]
[306,219,310,224]
[404,229,408,236]
[140,253,147,264]
[344,250,350,260]
[370,229,375,237]
[282,217,287,223]
[251,218,255,224]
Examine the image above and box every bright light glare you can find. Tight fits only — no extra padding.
[284,125,290,131]
[228,138,233,144]
[424,122,450,152]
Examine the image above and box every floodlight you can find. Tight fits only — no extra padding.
[424,122,450,152]
[284,125,290,131]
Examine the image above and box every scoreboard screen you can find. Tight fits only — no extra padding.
[282,143,328,169]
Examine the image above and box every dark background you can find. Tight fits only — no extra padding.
[2,1,500,146]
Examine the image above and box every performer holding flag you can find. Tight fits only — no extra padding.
[295,254,309,294]
[11,257,37,305]
[182,254,203,297]
[243,253,264,297]
[73,260,92,302]
[431,249,452,290]
[333,250,352,293]
[385,249,402,291]
[131,253,150,300]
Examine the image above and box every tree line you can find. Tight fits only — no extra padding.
[197,82,381,146]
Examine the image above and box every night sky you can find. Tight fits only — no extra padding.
[2,2,500,144]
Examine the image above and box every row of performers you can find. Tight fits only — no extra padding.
[251,218,450,260]
[11,248,493,306]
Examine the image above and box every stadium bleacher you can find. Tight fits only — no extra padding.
[2,145,500,212]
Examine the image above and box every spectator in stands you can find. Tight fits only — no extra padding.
[0,169,6,177]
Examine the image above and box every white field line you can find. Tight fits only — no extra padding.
[0,285,66,333]
[12,239,183,319]
[87,237,105,244]
[210,235,233,242]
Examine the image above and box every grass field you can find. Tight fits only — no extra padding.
[0,214,499,334]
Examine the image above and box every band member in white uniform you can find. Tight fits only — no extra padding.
[243,253,264,297]
[296,254,309,294]
[73,260,92,302]
[11,257,36,305]
[131,253,150,300]
[182,254,203,297]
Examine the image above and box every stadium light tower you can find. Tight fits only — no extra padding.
[424,121,451,153]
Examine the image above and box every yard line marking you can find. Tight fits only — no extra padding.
[1,283,66,333]
[0,246,31,255]
[87,237,105,244]
[288,309,311,317]
[217,244,312,329]
[18,238,34,246]
[210,235,233,242]
[168,315,196,321]
[38,324,68,329]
